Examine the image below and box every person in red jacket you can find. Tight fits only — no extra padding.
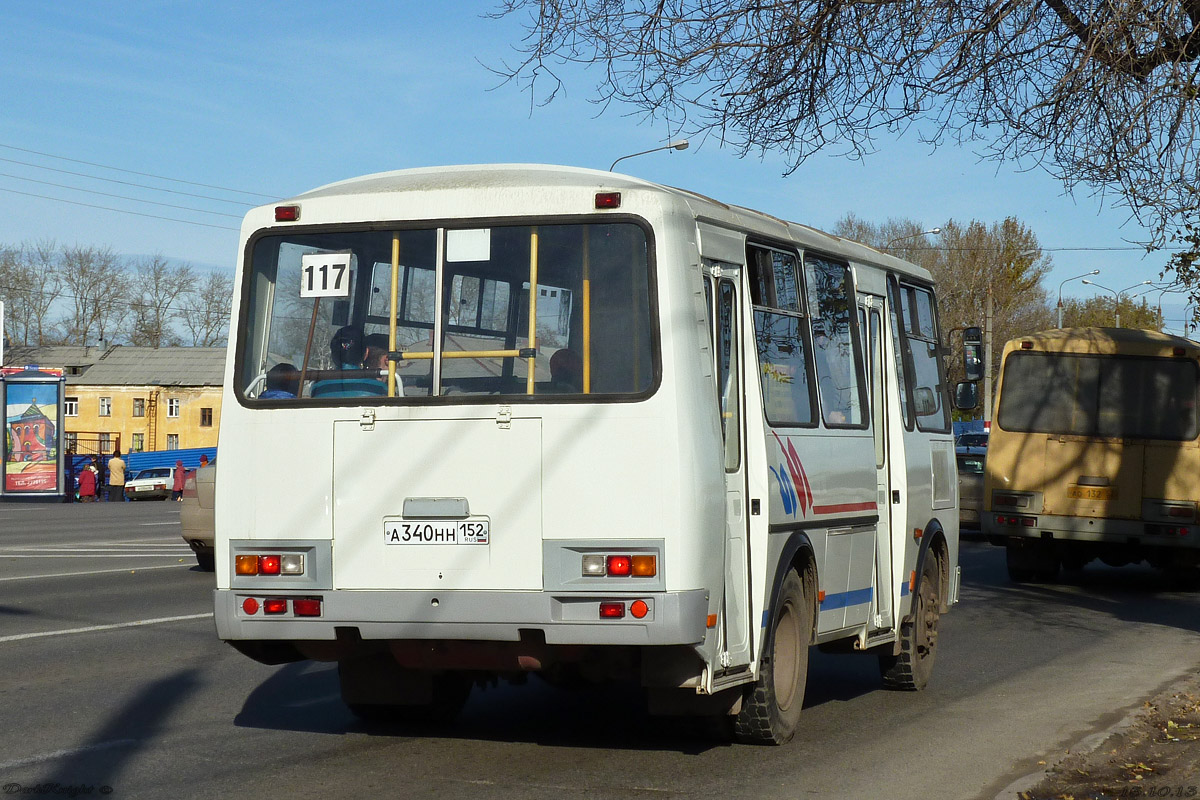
[172,460,186,501]
[78,458,98,502]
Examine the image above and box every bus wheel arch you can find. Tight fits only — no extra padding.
[734,536,817,745]
[881,524,946,691]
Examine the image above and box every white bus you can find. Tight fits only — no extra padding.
[214,164,964,744]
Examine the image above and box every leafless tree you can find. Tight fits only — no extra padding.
[127,255,197,347]
[57,244,128,346]
[493,1,1200,264]
[177,270,234,347]
[833,214,1053,382]
[0,240,64,346]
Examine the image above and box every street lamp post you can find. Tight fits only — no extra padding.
[1081,279,1153,328]
[609,139,689,171]
[1057,270,1100,328]
[884,228,940,249]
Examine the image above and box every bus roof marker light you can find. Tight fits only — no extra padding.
[275,205,300,222]
[595,192,621,209]
[1021,341,1033,349]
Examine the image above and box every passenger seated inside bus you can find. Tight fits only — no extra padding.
[548,347,583,392]
[363,332,403,395]
[311,325,388,399]
[260,362,300,399]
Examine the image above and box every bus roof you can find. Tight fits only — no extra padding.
[1002,327,1200,357]
[267,163,932,283]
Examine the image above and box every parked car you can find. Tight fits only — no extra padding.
[123,467,175,501]
[957,453,985,532]
[956,432,989,456]
[180,459,215,571]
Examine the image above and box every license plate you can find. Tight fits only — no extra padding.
[136,486,149,492]
[1067,485,1112,500]
[384,519,489,545]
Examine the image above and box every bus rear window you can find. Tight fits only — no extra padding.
[997,351,1199,440]
[237,222,655,402]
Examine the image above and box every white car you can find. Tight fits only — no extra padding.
[181,461,215,570]
[123,467,176,501]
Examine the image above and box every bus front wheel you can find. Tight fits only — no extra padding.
[880,554,940,691]
[733,569,811,745]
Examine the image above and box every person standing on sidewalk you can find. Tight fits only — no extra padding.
[172,460,186,501]
[107,449,126,502]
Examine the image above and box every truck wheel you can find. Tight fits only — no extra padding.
[880,554,940,691]
[733,569,811,745]
[195,552,215,572]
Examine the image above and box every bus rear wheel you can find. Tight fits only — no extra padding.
[733,569,811,745]
[880,554,940,691]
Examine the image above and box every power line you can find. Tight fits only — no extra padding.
[0,142,277,199]
[0,155,259,206]
[0,186,238,231]
[0,171,242,219]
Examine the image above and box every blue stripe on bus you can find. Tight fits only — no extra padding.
[900,581,910,597]
[819,587,874,610]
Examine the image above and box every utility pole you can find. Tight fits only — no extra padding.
[984,285,993,423]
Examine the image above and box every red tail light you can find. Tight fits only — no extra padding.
[263,598,288,615]
[293,598,322,617]
[599,602,625,619]
[259,555,281,575]
[606,555,632,576]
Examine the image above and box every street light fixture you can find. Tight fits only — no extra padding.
[609,139,690,172]
[884,228,941,249]
[1081,279,1153,328]
[1057,269,1100,328]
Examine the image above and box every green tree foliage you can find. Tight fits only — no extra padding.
[1059,296,1161,330]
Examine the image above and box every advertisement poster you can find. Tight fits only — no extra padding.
[3,372,62,494]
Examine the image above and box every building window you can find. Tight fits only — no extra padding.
[131,433,144,452]
[133,398,145,417]
[65,433,77,452]
[200,407,213,427]
[65,397,78,417]
[99,397,111,417]
[167,434,179,450]
[99,433,112,452]
[167,398,180,418]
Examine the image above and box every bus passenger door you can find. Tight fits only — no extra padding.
[867,305,894,629]
[715,272,753,669]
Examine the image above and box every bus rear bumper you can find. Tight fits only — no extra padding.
[983,514,1200,549]
[213,588,710,647]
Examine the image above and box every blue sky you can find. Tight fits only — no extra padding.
[0,2,1189,332]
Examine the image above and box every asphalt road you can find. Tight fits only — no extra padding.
[3,504,1200,800]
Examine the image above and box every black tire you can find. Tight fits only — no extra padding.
[733,569,811,745]
[880,554,940,691]
[195,551,215,572]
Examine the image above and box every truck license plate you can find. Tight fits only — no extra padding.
[1067,486,1112,500]
[384,519,489,545]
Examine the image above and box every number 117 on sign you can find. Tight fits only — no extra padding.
[300,252,353,298]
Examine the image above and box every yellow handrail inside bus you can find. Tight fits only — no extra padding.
[388,234,400,397]
[582,225,591,393]
[527,227,539,395]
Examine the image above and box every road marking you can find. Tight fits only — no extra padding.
[140,521,180,526]
[0,564,192,582]
[0,612,214,643]
[0,739,138,771]
[0,554,192,558]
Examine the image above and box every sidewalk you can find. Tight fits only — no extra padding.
[1015,669,1200,799]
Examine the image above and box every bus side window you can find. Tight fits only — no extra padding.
[887,277,913,430]
[805,255,867,428]
[899,284,950,433]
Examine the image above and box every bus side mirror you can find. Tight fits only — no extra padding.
[963,326,983,382]
[955,381,979,411]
